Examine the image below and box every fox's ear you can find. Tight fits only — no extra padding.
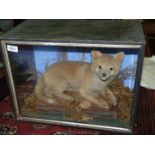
[114,52,124,63]
[92,50,103,60]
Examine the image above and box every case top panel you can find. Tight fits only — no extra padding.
[1,20,145,45]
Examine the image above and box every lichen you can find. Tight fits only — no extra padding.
[109,79,132,120]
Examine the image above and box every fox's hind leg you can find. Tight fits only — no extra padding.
[52,78,74,101]
[44,87,53,97]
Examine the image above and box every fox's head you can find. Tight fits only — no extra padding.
[91,50,124,82]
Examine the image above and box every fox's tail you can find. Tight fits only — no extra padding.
[34,76,55,104]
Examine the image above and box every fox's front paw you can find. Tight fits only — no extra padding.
[100,104,109,110]
[80,101,91,109]
[112,98,117,106]
[98,101,109,110]
[110,96,117,106]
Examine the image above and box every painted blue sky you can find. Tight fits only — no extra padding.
[33,46,138,90]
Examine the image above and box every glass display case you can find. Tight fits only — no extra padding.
[1,20,145,133]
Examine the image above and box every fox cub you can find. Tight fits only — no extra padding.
[35,50,124,109]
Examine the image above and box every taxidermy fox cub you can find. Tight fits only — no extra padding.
[34,50,124,109]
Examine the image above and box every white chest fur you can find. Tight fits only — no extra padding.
[90,78,107,92]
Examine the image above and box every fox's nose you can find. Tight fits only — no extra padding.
[102,73,107,77]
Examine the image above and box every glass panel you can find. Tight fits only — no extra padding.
[7,44,138,129]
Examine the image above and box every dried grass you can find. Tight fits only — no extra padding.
[21,79,132,121]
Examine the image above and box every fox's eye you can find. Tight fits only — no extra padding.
[99,65,102,69]
[110,67,113,71]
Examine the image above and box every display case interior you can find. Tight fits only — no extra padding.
[6,44,139,130]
